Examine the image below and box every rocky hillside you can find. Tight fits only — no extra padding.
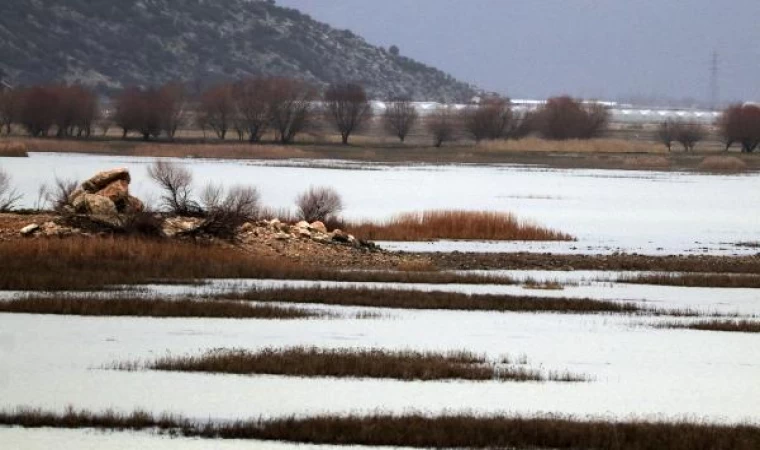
[0,0,477,101]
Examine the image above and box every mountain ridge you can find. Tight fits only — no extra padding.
[0,0,478,101]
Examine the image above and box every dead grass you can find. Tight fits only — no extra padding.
[2,407,759,449]
[479,137,665,153]
[0,140,28,157]
[660,319,760,333]
[0,237,510,290]
[0,296,319,319]
[219,286,706,316]
[698,156,748,172]
[622,155,671,170]
[621,273,760,288]
[346,210,574,241]
[121,347,586,382]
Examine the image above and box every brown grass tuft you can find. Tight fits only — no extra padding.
[122,347,587,382]
[0,237,510,290]
[0,140,28,157]
[698,156,748,172]
[346,210,574,241]
[621,273,760,288]
[660,319,760,333]
[219,286,705,316]
[0,295,319,319]
[479,137,665,153]
[622,155,670,170]
[2,408,760,449]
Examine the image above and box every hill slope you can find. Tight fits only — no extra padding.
[0,0,477,101]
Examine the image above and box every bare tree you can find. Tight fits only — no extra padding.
[233,77,272,143]
[462,97,513,143]
[113,87,162,140]
[719,104,760,152]
[0,167,21,211]
[199,84,235,140]
[202,183,260,219]
[147,160,198,214]
[426,105,458,148]
[657,121,676,152]
[269,78,315,144]
[324,83,372,145]
[535,96,609,140]
[0,89,21,135]
[295,186,343,222]
[674,122,706,152]
[18,86,59,137]
[158,82,187,140]
[383,97,418,142]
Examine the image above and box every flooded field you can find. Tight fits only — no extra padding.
[2,153,759,446]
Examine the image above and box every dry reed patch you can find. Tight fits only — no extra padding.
[621,155,670,170]
[346,210,574,241]
[2,408,759,449]
[0,237,510,290]
[660,319,760,333]
[479,137,664,154]
[0,140,28,157]
[0,296,319,319]
[219,286,695,315]
[123,347,587,382]
[698,156,748,172]
[620,273,760,288]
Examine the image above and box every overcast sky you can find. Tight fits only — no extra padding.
[276,0,760,104]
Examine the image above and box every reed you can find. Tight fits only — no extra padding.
[660,319,760,333]
[620,273,760,288]
[346,210,574,241]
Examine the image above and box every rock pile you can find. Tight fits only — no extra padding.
[238,219,365,247]
[67,168,144,216]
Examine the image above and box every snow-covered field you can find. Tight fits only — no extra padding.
[2,154,759,445]
[3,152,760,255]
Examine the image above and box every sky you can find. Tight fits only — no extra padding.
[276,0,760,104]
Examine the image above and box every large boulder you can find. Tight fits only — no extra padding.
[95,179,129,205]
[81,168,131,193]
[83,193,117,216]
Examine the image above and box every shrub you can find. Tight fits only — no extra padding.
[43,177,78,212]
[426,105,458,147]
[718,104,760,152]
[199,183,261,238]
[698,156,747,172]
[295,186,343,222]
[147,160,199,214]
[383,97,418,142]
[462,97,513,142]
[0,166,21,211]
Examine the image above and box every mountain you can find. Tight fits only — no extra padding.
[0,0,478,101]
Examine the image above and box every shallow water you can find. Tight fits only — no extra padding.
[2,152,760,255]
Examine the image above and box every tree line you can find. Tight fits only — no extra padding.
[1,78,760,151]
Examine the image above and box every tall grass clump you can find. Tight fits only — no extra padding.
[659,319,760,333]
[126,347,587,382]
[2,408,760,449]
[0,140,28,157]
[620,273,760,288]
[0,166,21,211]
[346,210,574,241]
[698,156,747,172]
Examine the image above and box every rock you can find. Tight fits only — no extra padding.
[296,228,312,238]
[67,187,85,205]
[274,232,291,240]
[123,196,144,214]
[95,179,129,205]
[88,214,124,229]
[294,220,310,229]
[71,192,88,213]
[81,168,131,193]
[41,221,70,236]
[83,194,118,216]
[239,222,255,233]
[309,221,327,233]
[20,223,39,236]
[161,217,202,237]
[268,218,281,228]
[331,230,351,243]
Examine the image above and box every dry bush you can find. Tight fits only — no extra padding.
[346,210,573,241]
[42,177,78,212]
[233,77,272,143]
[199,183,261,238]
[698,156,747,172]
[222,286,662,315]
[0,296,318,319]
[0,166,21,211]
[461,97,513,142]
[2,408,759,449]
[140,347,582,382]
[478,137,663,153]
[383,97,418,142]
[295,186,343,222]
[147,160,199,214]
[199,84,235,140]
[268,78,316,144]
[0,140,28,157]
